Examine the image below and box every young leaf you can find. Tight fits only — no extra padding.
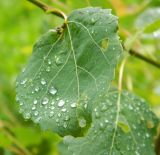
[16,7,122,136]
[59,90,159,155]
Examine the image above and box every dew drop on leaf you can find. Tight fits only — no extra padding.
[48,59,52,65]
[55,55,64,66]
[42,97,49,105]
[35,87,39,92]
[63,122,67,128]
[33,99,38,104]
[46,66,51,72]
[24,112,31,119]
[41,78,46,85]
[32,105,36,110]
[34,111,39,116]
[51,101,55,105]
[50,106,55,110]
[58,113,61,117]
[99,122,105,130]
[78,118,86,128]
[49,86,57,95]
[19,102,23,106]
[70,102,76,108]
[64,116,70,121]
[62,108,67,112]
[58,100,65,107]
[21,78,27,85]
[49,111,54,117]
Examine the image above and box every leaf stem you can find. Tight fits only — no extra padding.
[27,0,67,21]
[118,59,127,91]
[129,49,160,69]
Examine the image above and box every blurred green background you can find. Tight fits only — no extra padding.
[0,0,160,154]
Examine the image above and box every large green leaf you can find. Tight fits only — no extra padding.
[59,90,159,155]
[16,7,122,136]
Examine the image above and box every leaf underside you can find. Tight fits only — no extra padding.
[59,90,158,155]
[16,7,122,136]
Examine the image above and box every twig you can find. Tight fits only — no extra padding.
[27,0,67,21]
[129,49,160,69]
[0,120,32,155]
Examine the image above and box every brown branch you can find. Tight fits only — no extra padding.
[27,0,67,21]
[129,49,160,69]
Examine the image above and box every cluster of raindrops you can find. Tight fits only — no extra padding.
[18,85,80,130]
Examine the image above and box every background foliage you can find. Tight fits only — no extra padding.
[0,0,160,155]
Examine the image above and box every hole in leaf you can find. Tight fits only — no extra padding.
[101,38,108,51]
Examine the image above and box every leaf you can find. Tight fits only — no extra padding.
[135,8,160,28]
[144,20,160,33]
[59,90,159,155]
[135,8,160,39]
[16,7,122,136]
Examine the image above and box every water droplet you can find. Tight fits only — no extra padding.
[128,105,133,110]
[58,100,65,107]
[55,55,64,66]
[42,97,49,105]
[33,100,38,104]
[34,111,39,116]
[41,78,46,85]
[32,105,36,110]
[91,17,95,23]
[99,123,105,130]
[21,78,27,85]
[49,111,54,117]
[43,56,46,60]
[46,66,50,72]
[58,113,61,117]
[19,102,23,106]
[49,86,57,95]
[91,29,94,34]
[19,108,23,113]
[48,59,52,65]
[34,116,41,123]
[62,108,67,112]
[105,119,109,123]
[35,87,39,92]
[79,118,86,128]
[51,101,55,105]
[22,68,26,73]
[146,133,150,138]
[64,116,70,121]
[101,104,107,111]
[24,113,31,119]
[71,102,76,108]
[135,151,140,155]
[50,106,55,110]
[95,112,100,118]
[84,104,87,109]
[94,130,97,133]
[63,122,67,128]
